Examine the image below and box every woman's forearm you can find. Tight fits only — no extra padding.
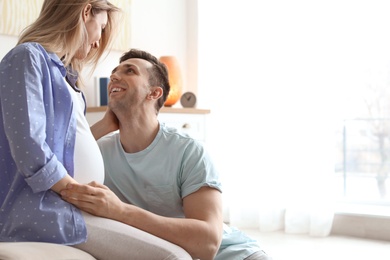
[51,174,78,194]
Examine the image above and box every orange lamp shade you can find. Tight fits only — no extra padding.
[159,56,183,107]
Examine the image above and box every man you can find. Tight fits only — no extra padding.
[61,49,272,260]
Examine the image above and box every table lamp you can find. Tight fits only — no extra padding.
[159,56,183,106]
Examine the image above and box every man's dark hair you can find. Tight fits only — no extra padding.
[119,49,170,111]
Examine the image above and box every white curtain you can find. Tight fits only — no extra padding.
[197,0,390,236]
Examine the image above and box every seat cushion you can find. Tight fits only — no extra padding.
[0,242,96,260]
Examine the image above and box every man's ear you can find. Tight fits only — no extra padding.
[148,87,163,100]
[82,4,92,22]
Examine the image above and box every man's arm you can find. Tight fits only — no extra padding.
[61,182,223,260]
[90,108,119,140]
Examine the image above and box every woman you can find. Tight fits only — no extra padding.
[0,0,119,246]
[0,2,193,259]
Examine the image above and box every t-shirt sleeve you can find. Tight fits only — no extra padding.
[180,140,222,198]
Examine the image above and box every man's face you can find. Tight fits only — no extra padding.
[108,58,154,108]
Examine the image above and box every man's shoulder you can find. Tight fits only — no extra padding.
[160,123,194,140]
[97,131,118,147]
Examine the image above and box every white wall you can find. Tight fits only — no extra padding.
[0,34,18,59]
[197,0,390,227]
[0,0,197,108]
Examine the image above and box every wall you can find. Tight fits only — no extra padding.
[0,0,198,108]
[0,34,18,59]
[196,0,390,232]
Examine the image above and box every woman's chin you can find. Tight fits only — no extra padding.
[74,53,87,60]
[74,48,90,60]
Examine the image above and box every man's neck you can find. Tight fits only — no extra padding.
[117,110,159,154]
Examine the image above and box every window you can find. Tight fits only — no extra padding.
[336,119,390,204]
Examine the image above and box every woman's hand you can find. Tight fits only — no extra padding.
[51,174,78,194]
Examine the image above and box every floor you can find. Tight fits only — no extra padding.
[242,229,390,260]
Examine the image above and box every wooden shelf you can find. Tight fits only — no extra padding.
[87,106,210,114]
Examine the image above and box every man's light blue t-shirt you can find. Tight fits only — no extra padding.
[98,124,261,259]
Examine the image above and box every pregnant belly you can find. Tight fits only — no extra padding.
[73,127,105,184]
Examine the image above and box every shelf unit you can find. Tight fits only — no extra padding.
[86,106,210,142]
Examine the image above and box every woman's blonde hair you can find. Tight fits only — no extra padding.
[18,0,121,75]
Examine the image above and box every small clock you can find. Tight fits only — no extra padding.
[180,92,197,108]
